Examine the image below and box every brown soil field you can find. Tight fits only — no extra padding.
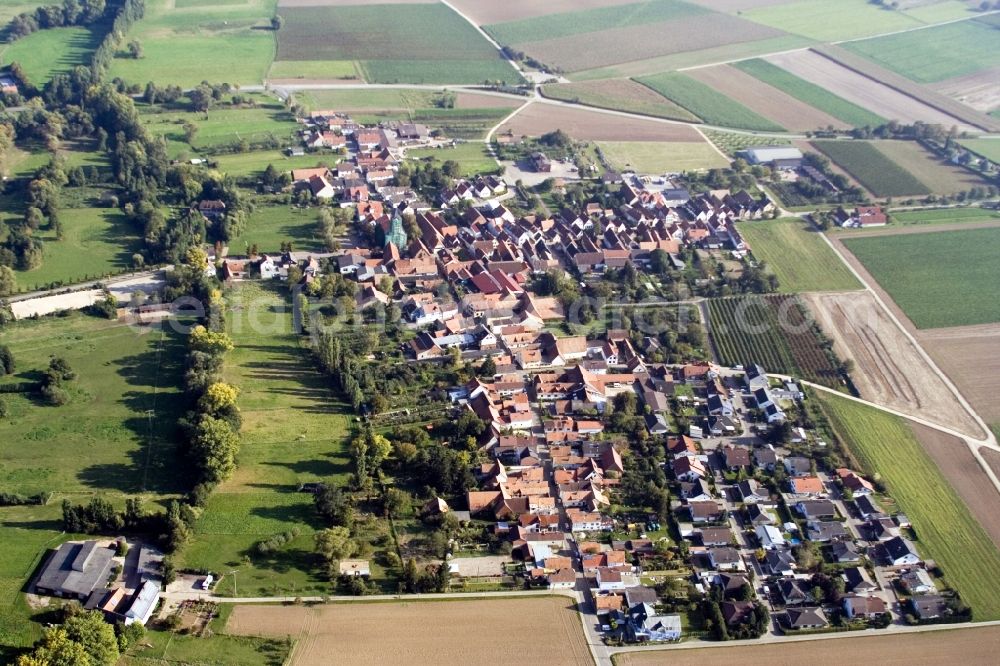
[499,102,704,142]
[278,0,433,6]
[455,92,523,109]
[448,0,638,25]
[227,597,593,666]
[687,64,848,131]
[932,68,1000,113]
[983,449,1000,490]
[691,0,791,10]
[910,423,1000,549]
[766,50,978,132]
[802,291,980,436]
[919,324,1000,425]
[518,14,782,73]
[873,140,991,196]
[615,624,1000,665]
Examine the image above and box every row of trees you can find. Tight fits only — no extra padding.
[6,0,106,41]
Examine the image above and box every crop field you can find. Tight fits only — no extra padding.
[842,227,1000,329]
[228,205,327,253]
[0,24,104,84]
[276,4,520,85]
[180,283,354,596]
[408,107,514,140]
[844,20,1000,84]
[213,150,335,179]
[140,101,299,158]
[732,59,885,128]
[891,207,1000,226]
[636,72,785,131]
[448,0,639,25]
[703,130,789,156]
[812,140,929,197]
[107,0,276,87]
[707,294,840,386]
[742,0,924,41]
[597,140,728,173]
[499,103,704,142]
[541,79,700,123]
[617,625,1000,666]
[226,597,593,665]
[959,138,1000,162]
[267,59,360,81]
[408,142,499,177]
[919,323,1000,432]
[817,392,1000,621]
[736,218,861,293]
[872,140,991,195]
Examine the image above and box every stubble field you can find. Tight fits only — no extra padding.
[919,324,1000,425]
[498,103,705,141]
[226,597,592,665]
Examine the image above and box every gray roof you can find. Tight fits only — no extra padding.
[125,580,160,622]
[36,541,115,598]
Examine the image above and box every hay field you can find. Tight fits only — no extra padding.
[598,141,728,173]
[920,323,1000,424]
[743,0,923,41]
[227,597,592,666]
[933,68,1000,113]
[448,0,638,25]
[872,140,990,195]
[499,103,704,141]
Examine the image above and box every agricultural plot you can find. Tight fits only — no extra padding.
[736,219,861,293]
[407,142,499,178]
[597,141,729,173]
[107,0,276,87]
[707,294,840,386]
[541,79,700,123]
[732,59,885,128]
[811,140,929,197]
[686,64,846,131]
[180,283,354,597]
[935,69,1000,114]
[817,392,1000,621]
[0,24,104,84]
[743,0,924,41]
[704,130,789,156]
[448,0,640,25]
[212,150,335,179]
[498,103,704,142]
[267,60,360,82]
[276,4,521,85]
[919,323,1000,426]
[842,227,1000,329]
[227,205,327,253]
[637,72,785,131]
[844,20,1000,84]
[871,140,991,195]
[891,207,1000,226]
[959,138,1000,162]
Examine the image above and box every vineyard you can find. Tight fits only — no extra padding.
[707,295,840,386]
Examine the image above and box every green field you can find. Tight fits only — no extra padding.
[483,0,708,45]
[124,625,290,666]
[704,130,790,157]
[732,59,885,128]
[140,100,298,158]
[598,140,728,173]
[736,218,862,293]
[743,0,924,41]
[843,227,1000,329]
[637,72,785,131]
[277,4,521,85]
[295,88,442,111]
[0,24,104,84]
[812,140,930,197]
[180,283,354,596]
[818,392,1000,621]
[958,138,1000,162]
[268,59,359,81]
[15,207,144,290]
[541,79,700,123]
[227,205,326,254]
[408,142,498,178]
[107,0,277,87]
[891,207,1000,226]
[0,0,49,24]
[212,150,335,179]
[844,20,1000,83]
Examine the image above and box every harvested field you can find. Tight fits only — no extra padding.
[933,68,1000,113]
[691,0,791,10]
[227,597,592,666]
[454,92,522,109]
[448,0,638,25]
[872,140,990,196]
[541,79,701,123]
[919,324,1000,424]
[766,50,978,132]
[687,64,847,131]
[597,141,729,173]
[615,625,1000,665]
[637,71,784,131]
[513,13,783,73]
[499,103,703,142]
[985,449,1000,491]
[801,291,981,436]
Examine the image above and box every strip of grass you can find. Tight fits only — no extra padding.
[598,140,729,173]
[483,0,708,45]
[842,226,1000,328]
[736,218,861,293]
[636,72,785,131]
[812,140,929,197]
[817,392,1000,621]
[891,207,1000,226]
[844,21,1000,84]
[732,59,884,128]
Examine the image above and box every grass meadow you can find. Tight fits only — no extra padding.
[268,59,359,81]
[637,72,784,131]
[818,392,1000,621]
[0,24,104,84]
[959,139,1000,163]
[871,140,991,196]
[743,0,923,41]
[212,150,336,180]
[407,142,499,178]
[541,79,700,123]
[736,218,861,293]
[597,140,728,173]
[733,59,885,128]
[812,140,930,197]
[890,207,1000,226]
[843,227,1000,328]
[227,205,326,254]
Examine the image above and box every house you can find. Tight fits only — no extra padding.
[754,446,778,472]
[339,560,371,577]
[783,456,812,477]
[530,152,552,173]
[680,479,713,502]
[855,495,882,519]
[688,500,725,524]
[784,607,827,630]
[623,604,682,642]
[842,567,878,594]
[789,476,824,495]
[763,550,796,576]
[123,580,160,626]
[715,573,750,599]
[843,595,886,619]
[793,500,837,520]
[807,520,848,543]
[198,199,226,220]
[911,595,947,620]
[596,567,639,591]
[882,536,920,566]
[698,527,732,547]
[673,456,706,482]
[778,578,812,606]
[736,479,768,504]
[830,541,861,564]
[707,547,742,571]
[836,468,874,495]
[547,568,576,590]
[721,600,755,626]
[755,524,785,550]
[722,445,751,471]
[746,503,775,527]
[34,541,115,600]
[899,569,936,595]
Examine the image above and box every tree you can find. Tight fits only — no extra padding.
[314,526,356,571]
[182,122,198,145]
[0,345,14,375]
[402,557,419,593]
[17,628,91,666]
[190,326,234,355]
[62,611,119,666]
[271,14,283,30]
[314,484,353,529]
[189,415,240,483]
[433,560,451,592]
[0,265,17,296]
[126,39,143,59]
[199,382,239,415]
[477,356,496,378]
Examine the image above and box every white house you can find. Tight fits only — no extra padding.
[755,524,785,550]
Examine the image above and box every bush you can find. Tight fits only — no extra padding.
[42,383,70,405]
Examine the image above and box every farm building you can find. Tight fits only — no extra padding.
[741,146,803,168]
[339,560,371,577]
[35,541,115,600]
